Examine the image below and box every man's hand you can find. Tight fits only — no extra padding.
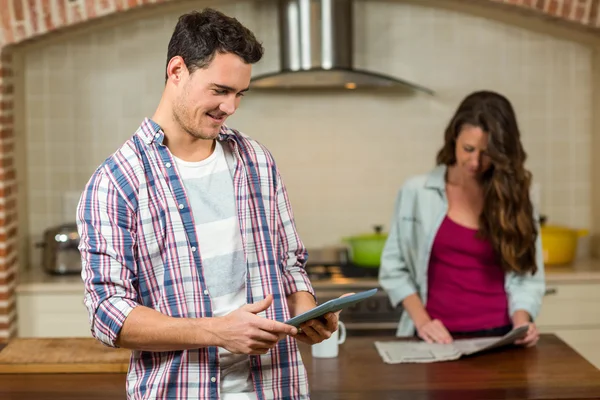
[289,292,354,345]
[415,319,453,344]
[512,310,539,347]
[212,294,298,355]
[296,312,338,345]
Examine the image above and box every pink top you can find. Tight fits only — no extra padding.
[425,216,511,332]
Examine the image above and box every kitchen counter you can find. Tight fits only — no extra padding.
[16,258,600,293]
[542,258,600,282]
[0,334,599,399]
[309,258,600,289]
[16,268,83,293]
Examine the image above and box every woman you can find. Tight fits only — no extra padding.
[379,90,545,347]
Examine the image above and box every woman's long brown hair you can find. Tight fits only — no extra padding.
[436,91,538,275]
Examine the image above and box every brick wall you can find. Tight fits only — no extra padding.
[0,0,598,49]
[0,0,170,47]
[0,48,17,341]
[491,0,600,26]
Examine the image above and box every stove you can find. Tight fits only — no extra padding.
[305,264,403,336]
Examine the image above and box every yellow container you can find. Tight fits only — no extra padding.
[540,225,583,265]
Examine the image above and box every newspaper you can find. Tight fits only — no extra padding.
[374,325,529,364]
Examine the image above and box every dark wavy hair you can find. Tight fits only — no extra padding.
[165,8,264,82]
[436,90,538,275]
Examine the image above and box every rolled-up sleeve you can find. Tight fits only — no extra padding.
[274,170,315,299]
[506,222,546,320]
[77,169,139,348]
[379,188,418,308]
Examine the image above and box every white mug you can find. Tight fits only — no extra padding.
[311,321,346,358]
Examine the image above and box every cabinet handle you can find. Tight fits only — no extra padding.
[544,288,558,296]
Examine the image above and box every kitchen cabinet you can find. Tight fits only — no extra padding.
[536,280,600,369]
[552,329,600,369]
[16,281,90,338]
[537,282,600,329]
[13,264,600,370]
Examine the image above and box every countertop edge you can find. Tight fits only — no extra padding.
[16,259,600,293]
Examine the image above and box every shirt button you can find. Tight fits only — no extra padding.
[210,377,216,383]
[165,162,171,168]
[178,204,184,209]
[154,133,159,138]
[204,290,209,295]
[191,247,197,252]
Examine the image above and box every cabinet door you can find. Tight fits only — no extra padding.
[536,283,600,329]
[17,293,91,338]
[554,329,600,370]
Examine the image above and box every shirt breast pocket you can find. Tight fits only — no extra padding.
[138,203,169,264]
[399,215,423,258]
[399,216,421,238]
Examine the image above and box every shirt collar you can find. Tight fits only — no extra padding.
[425,164,447,190]
[137,117,237,145]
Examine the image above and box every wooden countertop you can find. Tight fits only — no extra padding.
[299,334,600,399]
[0,334,599,399]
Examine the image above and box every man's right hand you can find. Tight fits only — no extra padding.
[212,294,298,355]
[416,319,453,344]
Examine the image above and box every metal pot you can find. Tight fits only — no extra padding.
[342,225,388,268]
[37,223,82,275]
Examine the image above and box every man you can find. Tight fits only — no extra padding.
[77,9,342,400]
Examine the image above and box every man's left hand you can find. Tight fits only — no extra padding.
[288,292,354,345]
[295,312,339,345]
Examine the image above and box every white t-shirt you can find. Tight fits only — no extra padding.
[173,141,257,400]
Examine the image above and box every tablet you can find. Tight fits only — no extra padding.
[284,288,378,328]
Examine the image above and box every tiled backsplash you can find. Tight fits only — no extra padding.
[20,1,592,267]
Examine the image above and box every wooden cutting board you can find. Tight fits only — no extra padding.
[0,338,131,373]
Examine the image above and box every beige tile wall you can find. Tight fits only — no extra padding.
[20,1,593,268]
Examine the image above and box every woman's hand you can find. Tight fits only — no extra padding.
[513,322,540,347]
[416,319,453,344]
[512,310,540,347]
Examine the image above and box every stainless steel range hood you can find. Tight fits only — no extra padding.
[250,0,434,94]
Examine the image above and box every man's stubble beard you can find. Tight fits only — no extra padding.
[172,100,216,141]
